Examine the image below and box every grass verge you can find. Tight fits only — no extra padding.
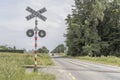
[0,53,54,66]
[25,72,55,80]
[38,53,54,66]
[56,53,67,56]
[75,56,120,66]
[0,53,55,80]
[56,53,120,67]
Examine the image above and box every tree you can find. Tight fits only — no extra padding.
[51,44,66,53]
[38,46,49,53]
[66,0,120,57]
[66,0,105,56]
[98,0,120,56]
[0,45,8,50]
[13,46,16,50]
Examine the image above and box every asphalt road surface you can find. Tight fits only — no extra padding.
[51,55,120,80]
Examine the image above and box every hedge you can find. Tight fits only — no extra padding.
[0,50,24,53]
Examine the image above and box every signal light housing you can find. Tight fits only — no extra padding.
[38,30,46,38]
[26,29,34,37]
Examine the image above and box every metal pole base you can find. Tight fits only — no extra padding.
[34,67,38,72]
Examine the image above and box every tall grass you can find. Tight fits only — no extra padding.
[56,53,120,66]
[0,54,25,80]
[76,56,120,66]
[0,53,55,80]
[0,53,54,65]
[24,72,55,80]
[38,53,54,66]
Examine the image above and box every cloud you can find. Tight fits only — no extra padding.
[0,0,74,51]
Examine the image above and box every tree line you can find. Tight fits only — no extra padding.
[51,44,66,53]
[65,0,120,57]
[0,45,49,53]
[38,46,49,53]
[0,45,24,53]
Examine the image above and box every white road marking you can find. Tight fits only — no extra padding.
[68,73,77,80]
[58,70,65,73]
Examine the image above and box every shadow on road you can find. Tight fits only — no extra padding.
[52,56,68,59]
[53,67,120,73]
[26,66,120,73]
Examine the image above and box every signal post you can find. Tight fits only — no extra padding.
[25,6,47,72]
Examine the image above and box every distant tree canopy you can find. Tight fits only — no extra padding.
[51,44,66,53]
[38,46,49,53]
[0,45,24,53]
[66,0,120,57]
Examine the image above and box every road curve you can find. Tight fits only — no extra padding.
[51,55,120,80]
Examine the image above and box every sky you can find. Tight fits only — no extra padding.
[0,0,74,51]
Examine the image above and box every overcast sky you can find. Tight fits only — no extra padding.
[0,0,74,51]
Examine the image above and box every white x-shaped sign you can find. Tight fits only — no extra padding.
[26,6,47,21]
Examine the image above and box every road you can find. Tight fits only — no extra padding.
[51,55,120,80]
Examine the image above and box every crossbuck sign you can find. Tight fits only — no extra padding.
[26,6,47,72]
[26,6,47,21]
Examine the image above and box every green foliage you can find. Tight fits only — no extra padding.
[0,45,24,53]
[0,53,55,80]
[0,50,24,53]
[51,44,66,53]
[66,0,120,57]
[0,45,8,50]
[0,54,25,80]
[23,53,54,66]
[76,56,120,66]
[24,54,34,65]
[24,72,55,80]
[38,46,49,53]
[38,54,54,66]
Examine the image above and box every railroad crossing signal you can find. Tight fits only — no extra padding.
[26,29,34,37]
[26,6,47,21]
[38,30,46,38]
[26,29,46,38]
[25,6,47,72]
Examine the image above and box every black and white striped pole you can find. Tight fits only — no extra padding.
[26,6,47,72]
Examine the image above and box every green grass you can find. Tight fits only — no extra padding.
[56,53,67,56]
[24,72,55,80]
[75,56,120,66]
[38,53,54,66]
[57,53,120,66]
[0,53,55,80]
[0,53,54,66]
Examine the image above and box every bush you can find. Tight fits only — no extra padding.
[0,50,24,53]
